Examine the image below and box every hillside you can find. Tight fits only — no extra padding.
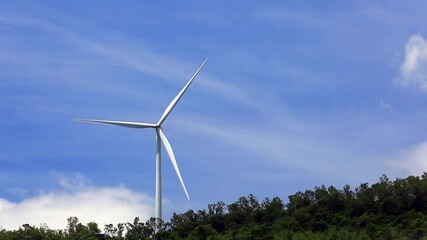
[1,174,427,239]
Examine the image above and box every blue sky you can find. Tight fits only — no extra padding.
[1,0,427,229]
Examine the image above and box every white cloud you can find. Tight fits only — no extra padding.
[0,173,153,230]
[397,35,427,91]
[387,141,427,176]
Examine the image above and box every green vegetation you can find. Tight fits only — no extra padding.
[1,174,427,239]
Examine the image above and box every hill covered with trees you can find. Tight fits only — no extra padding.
[1,174,427,239]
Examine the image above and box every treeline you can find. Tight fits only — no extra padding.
[1,174,427,239]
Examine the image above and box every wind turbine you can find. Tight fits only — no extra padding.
[78,58,208,223]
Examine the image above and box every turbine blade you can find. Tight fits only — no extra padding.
[76,119,157,128]
[157,58,209,126]
[157,128,190,200]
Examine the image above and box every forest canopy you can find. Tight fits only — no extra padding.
[1,173,427,239]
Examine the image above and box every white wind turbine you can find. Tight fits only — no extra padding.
[78,58,208,222]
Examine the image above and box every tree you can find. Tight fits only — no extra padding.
[1,173,427,239]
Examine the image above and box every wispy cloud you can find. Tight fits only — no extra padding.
[0,172,153,230]
[51,171,91,190]
[0,16,259,111]
[178,115,362,176]
[259,7,328,27]
[379,99,393,112]
[396,34,427,91]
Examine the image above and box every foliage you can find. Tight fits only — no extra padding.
[1,173,427,239]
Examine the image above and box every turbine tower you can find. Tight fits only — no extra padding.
[78,58,208,223]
